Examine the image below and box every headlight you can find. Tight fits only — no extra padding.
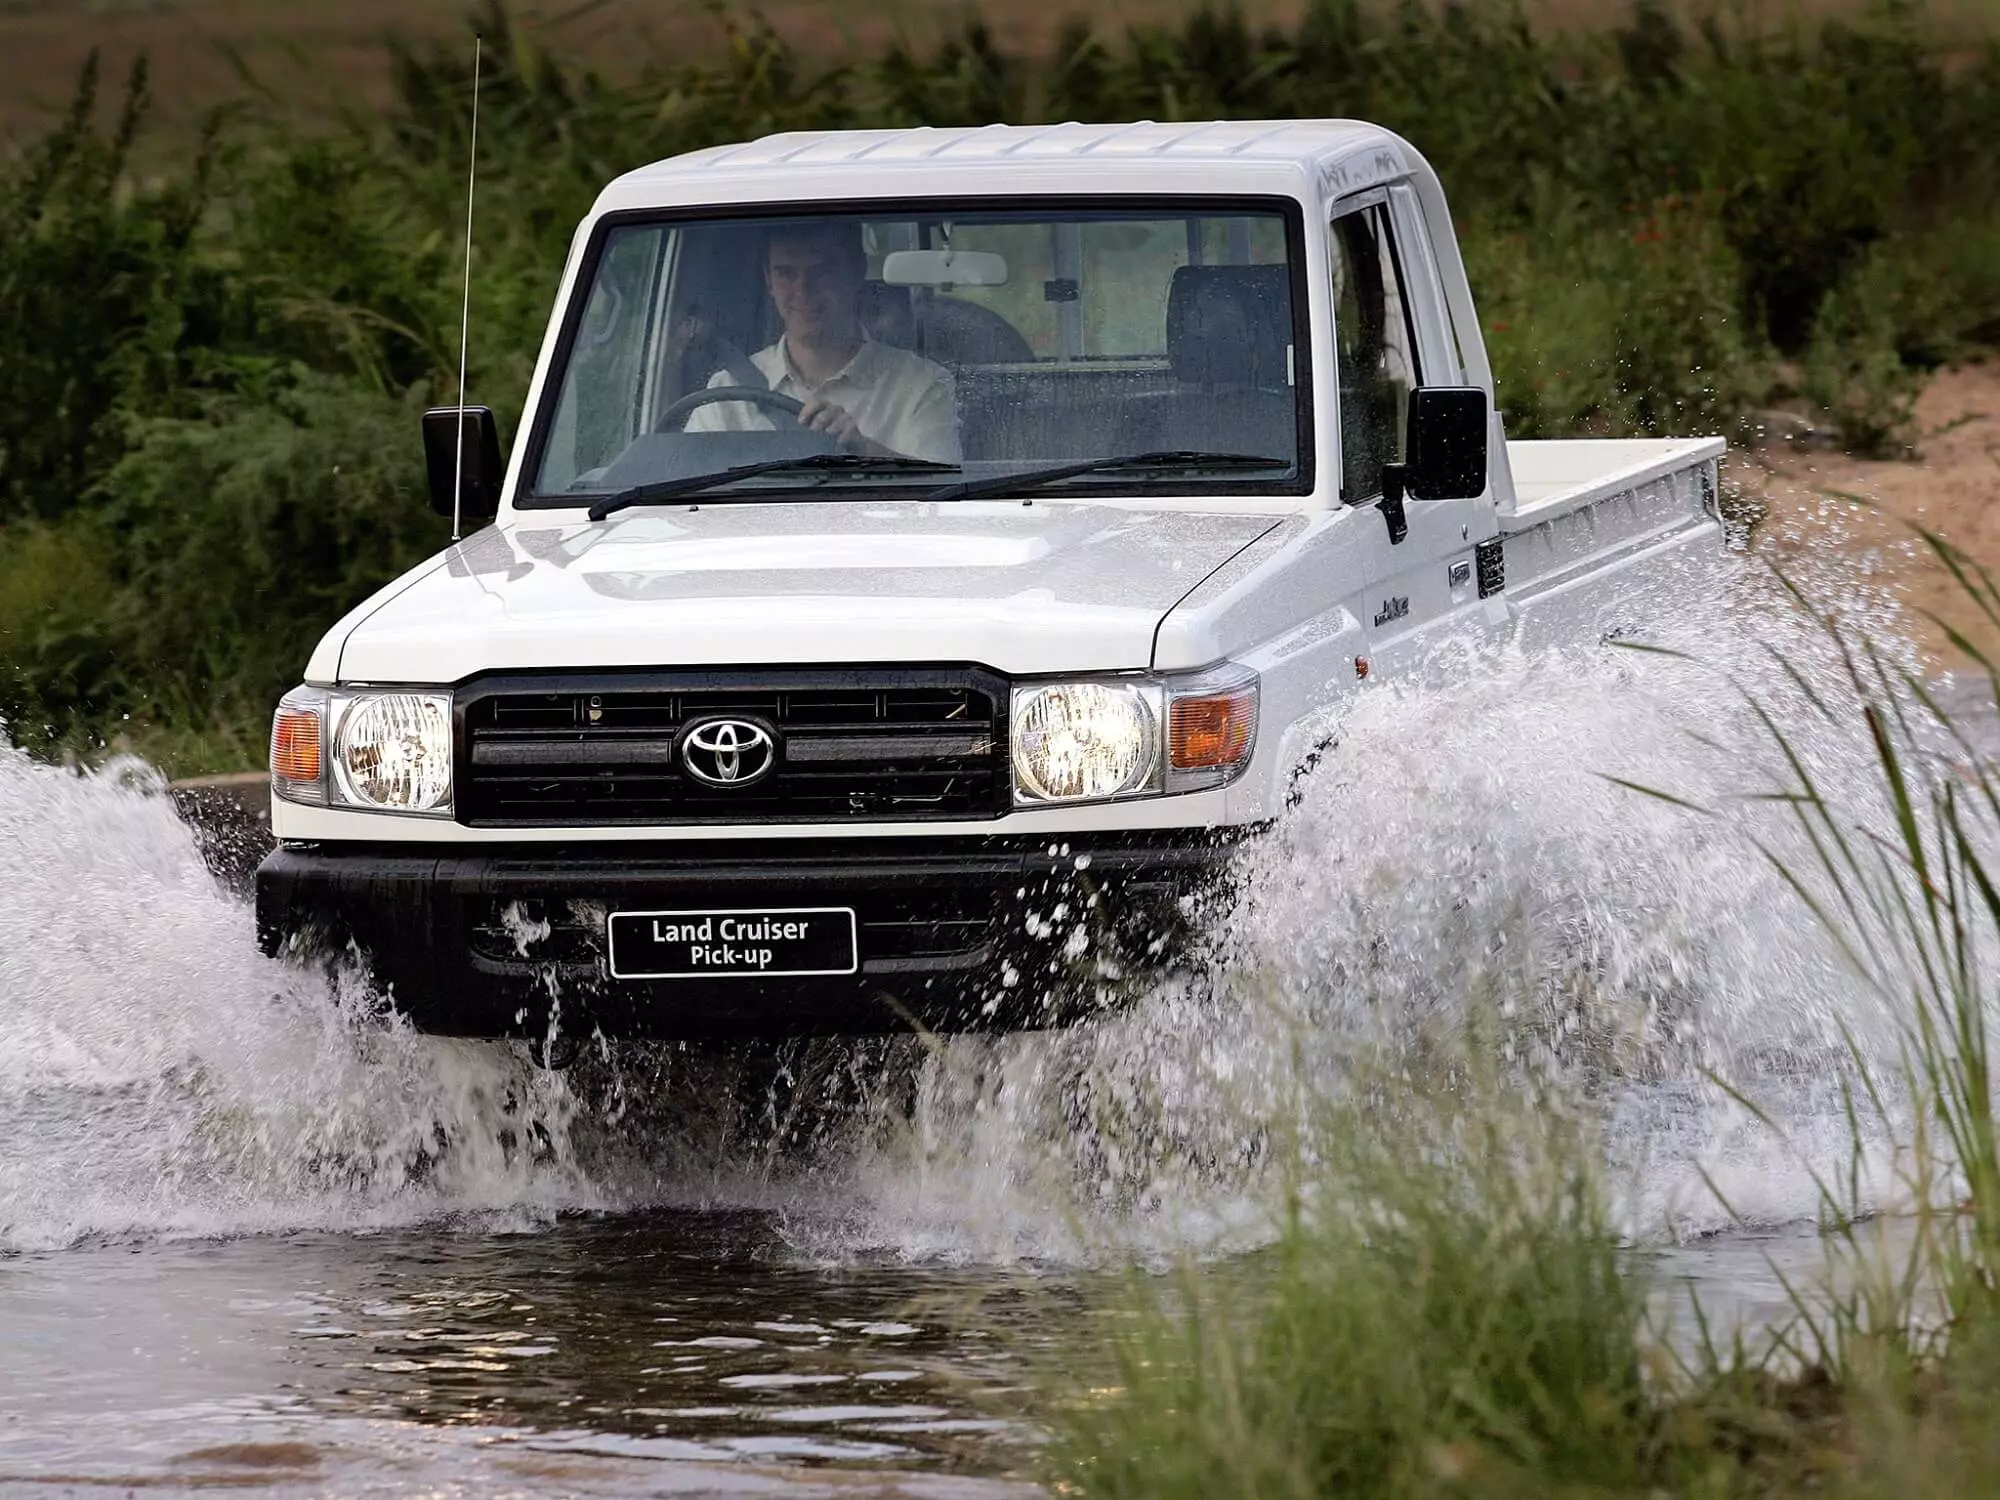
[334,693,454,812]
[271,687,454,816]
[1011,681,1161,804]
[1009,666,1259,806]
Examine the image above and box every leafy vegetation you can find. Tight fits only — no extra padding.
[0,0,1996,770]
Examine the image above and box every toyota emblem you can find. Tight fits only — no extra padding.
[680,716,778,787]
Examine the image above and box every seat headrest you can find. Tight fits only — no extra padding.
[859,281,1036,366]
[1167,264,1293,388]
[856,281,918,349]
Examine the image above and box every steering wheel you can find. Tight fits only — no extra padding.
[655,385,806,432]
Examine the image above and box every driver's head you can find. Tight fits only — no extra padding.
[763,221,867,350]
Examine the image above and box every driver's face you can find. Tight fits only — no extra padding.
[765,238,862,343]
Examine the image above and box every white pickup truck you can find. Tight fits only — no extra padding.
[255,119,1724,1043]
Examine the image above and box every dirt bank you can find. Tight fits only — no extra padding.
[5,0,1992,142]
[1735,360,2000,666]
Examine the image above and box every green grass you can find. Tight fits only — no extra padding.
[1048,1085,1667,1498]
[0,0,1996,771]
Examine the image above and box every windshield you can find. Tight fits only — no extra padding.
[525,199,1309,503]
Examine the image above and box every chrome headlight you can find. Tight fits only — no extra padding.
[1010,665,1259,806]
[335,693,454,812]
[1011,681,1162,804]
[270,687,455,816]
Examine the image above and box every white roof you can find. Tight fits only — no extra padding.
[594,120,1411,214]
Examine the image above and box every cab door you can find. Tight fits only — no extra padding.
[1328,189,1491,672]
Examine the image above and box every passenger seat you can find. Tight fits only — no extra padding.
[1127,265,1297,462]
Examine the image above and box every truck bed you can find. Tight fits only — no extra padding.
[1495,435,1728,632]
[1503,437,1726,530]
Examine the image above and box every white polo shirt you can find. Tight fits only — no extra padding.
[684,337,962,464]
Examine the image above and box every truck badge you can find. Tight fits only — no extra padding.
[680,717,778,787]
[1373,596,1410,627]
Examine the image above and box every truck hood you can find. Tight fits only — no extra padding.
[331,501,1281,682]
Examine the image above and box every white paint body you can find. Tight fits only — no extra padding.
[277,120,1725,845]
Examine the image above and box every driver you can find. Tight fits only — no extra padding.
[685,221,961,464]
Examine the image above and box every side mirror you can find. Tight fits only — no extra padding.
[1404,386,1489,501]
[422,406,504,523]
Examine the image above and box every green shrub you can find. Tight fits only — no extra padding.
[0,517,125,755]
[1801,276,1928,460]
[1468,187,1773,440]
[0,0,1996,768]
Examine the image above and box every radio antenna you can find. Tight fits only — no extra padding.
[451,34,483,542]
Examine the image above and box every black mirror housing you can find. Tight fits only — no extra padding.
[423,406,505,522]
[1404,386,1489,501]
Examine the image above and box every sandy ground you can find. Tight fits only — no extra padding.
[1736,361,2000,668]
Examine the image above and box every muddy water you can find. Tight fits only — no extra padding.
[0,547,1977,1494]
[0,1208,1861,1496]
[0,1212,1056,1494]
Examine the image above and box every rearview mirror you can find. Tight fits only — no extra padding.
[1404,387,1489,501]
[880,249,1009,289]
[422,406,504,523]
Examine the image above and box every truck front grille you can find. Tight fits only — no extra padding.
[456,669,1010,826]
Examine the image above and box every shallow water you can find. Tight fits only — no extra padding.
[0,1207,1889,1496]
[0,543,1981,1493]
[0,1211,1056,1494]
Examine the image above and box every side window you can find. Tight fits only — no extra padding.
[1330,204,1422,503]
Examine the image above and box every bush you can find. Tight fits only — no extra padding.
[0,517,125,754]
[0,0,1995,769]
[1470,186,1773,440]
[91,376,438,741]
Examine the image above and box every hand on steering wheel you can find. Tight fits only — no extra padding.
[796,395,866,452]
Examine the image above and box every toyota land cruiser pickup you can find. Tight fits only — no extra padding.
[254,119,1726,1042]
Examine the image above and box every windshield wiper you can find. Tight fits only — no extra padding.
[915,450,1290,505]
[587,454,959,522]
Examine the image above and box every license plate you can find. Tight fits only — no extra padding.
[606,906,858,980]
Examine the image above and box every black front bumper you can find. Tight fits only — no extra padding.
[255,833,1241,1039]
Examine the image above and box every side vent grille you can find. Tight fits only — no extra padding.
[1475,536,1506,598]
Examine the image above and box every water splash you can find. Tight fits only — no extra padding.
[822,552,1932,1257]
[0,751,601,1252]
[0,543,1952,1259]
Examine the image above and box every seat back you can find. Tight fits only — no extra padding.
[1118,264,1297,460]
[858,283,1035,368]
[1165,265,1293,390]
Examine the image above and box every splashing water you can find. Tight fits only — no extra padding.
[0,543,1958,1261]
[828,551,1934,1258]
[0,753,602,1252]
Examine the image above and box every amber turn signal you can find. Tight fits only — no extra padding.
[271,706,323,784]
[1168,687,1257,770]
